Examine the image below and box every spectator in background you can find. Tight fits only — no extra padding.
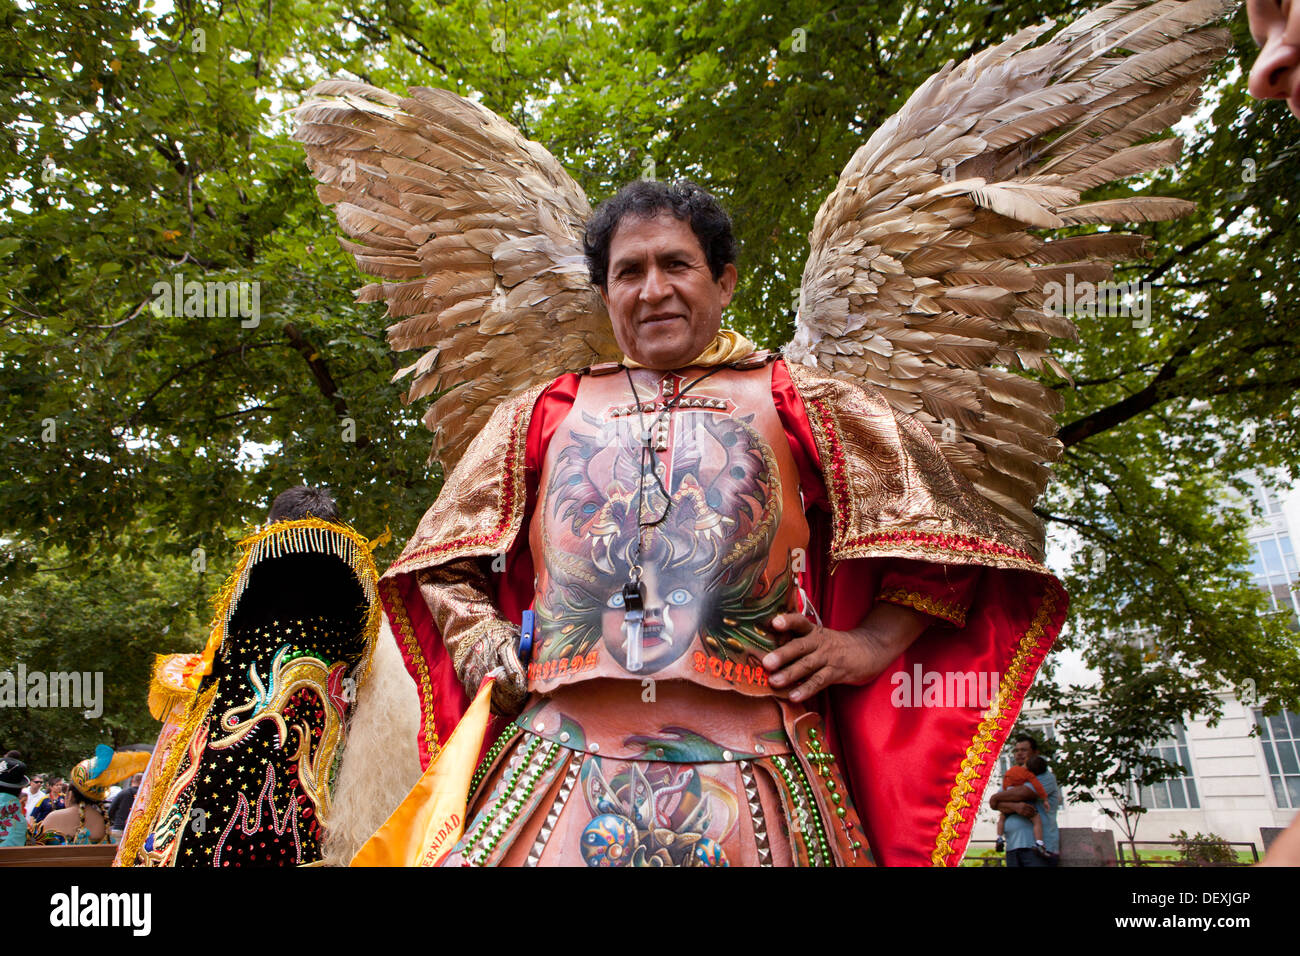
[22,773,45,818]
[990,734,1062,867]
[107,773,142,841]
[0,756,29,847]
[1247,0,1300,118]
[994,755,1052,856]
[29,778,65,823]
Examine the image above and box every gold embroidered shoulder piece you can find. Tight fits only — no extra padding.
[385,382,549,579]
[784,361,1045,570]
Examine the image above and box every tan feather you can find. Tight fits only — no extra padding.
[1029,233,1149,262]
[293,79,620,471]
[1058,196,1197,223]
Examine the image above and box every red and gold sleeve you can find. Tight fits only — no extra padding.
[415,560,527,717]
[876,559,982,628]
[774,358,1069,867]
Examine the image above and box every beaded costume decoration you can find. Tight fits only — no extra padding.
[116,519,385,867]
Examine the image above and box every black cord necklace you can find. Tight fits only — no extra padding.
[616,360,735,671]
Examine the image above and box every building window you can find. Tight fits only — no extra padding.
[1256,708,1300,810]
[1254,484,1284,515]
[1137,724,1200,810]
[1247,532,1299,629]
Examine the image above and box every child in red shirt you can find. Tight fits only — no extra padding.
[994,755,1050,855]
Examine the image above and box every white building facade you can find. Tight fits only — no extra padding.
[969,473,1300,856]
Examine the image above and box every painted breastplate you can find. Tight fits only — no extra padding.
[526,359,808,696]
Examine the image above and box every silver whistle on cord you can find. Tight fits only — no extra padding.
[621,580,646,672]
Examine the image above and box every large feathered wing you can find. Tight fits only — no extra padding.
[292,80,620,471]
[787,0,1234,556]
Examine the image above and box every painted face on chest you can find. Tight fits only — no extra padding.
[601,562,702,670]
[532,377,789,677]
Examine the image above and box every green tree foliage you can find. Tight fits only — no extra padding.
[1170,829,1237,865]
[0,547,207,772]
[1,0,1296,759]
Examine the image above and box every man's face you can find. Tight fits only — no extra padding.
[599,213,738,371]
[1248,0,1300,119]
[1012,740,1034,766]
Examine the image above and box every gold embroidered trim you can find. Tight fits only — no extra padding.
[195,518,384,688]
[783,362,1045,572]
[930,585,1060,866]
[388,383,543,574]
[877,588,967,628]
[837,535,1045,574]
[383,578,441,764]
[115,684,218,867]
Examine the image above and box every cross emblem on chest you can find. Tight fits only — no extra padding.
[606,372,736,451]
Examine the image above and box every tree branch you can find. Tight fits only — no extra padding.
[1139,201,1247,287]
[282,322,371,449]
[127,342,279,426]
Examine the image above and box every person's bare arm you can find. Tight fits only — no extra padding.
[990,784,1039,812]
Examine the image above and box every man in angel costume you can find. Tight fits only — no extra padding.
[296,0,1232,865]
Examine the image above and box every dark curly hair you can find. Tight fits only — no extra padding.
[268,485,340,523]
[583,179,738,288]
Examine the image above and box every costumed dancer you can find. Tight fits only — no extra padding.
[0,756,29,847]
[31,746,149,846]
[115,487,386,866]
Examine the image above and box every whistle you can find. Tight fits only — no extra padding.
[620,580,646,672]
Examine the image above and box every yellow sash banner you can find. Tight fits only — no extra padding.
[350,676,496,867]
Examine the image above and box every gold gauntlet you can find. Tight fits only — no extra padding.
[415,561,528,717]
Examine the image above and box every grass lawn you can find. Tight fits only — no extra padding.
[1119,846,1258,865]
[959,845,1259,866]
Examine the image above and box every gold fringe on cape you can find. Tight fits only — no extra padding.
[192,518,387,690]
